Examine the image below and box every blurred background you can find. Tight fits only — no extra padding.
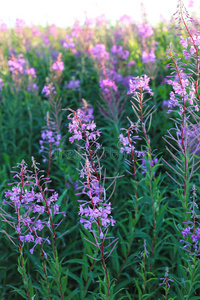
[0,0,199,28]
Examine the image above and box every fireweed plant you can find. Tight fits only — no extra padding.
[117,75,162,294]
[0,159,66,298]
[2,0,200,298]
[66,106,118,298]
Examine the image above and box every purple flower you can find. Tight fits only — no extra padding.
[67,108,116,233]
[142,49,156,63]
[111,44,129,60]
[138,22,153,38]
[24,67,37,78]
[67,79,80,90]
[99,78,117,94]
[2,160,64,255]
[128,75,154,96]
[42,83,55,98]
[91,44,109,61]
[52,53,64,72]
[0,78,4,90]
[39,120,62,161]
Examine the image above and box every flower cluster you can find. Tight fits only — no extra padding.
[67,107,116,237]
[27,83,39,93]
[99,78,118,94]
[110,44,129,61]
[42,83,56,98]
[2,160,64,255]
[141,157,158,175]
[119,132,142,156]
[79,166,116,231]
[62,34,76,54]
[90,43,109,61]
[138,22,153,39]
[52,53,64,72]
[67,79,80,91]
[8,54,36,78]
[39,120,62,162]
[181,186,200,253]
[128,75,154,96]
[142,49,156,63]
[167,76,196,107]
[68,108,100,146]
[180,35,200,60]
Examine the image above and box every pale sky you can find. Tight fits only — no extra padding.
[0,0,199,27]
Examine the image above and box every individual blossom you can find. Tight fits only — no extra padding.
[127,60,136,68]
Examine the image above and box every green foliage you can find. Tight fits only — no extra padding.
[1,7,200,299]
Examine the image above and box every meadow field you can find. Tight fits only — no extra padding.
[1,1,200,299]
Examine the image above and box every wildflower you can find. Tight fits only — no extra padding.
[39,119,62,162]
[42,83,56,98]
[0,78,4,90]
[128,75,154,96]
[142,49,156,63]
[67,107,116,235]
[99,78,117,94]
[2,160,64,255]
[67,79,80,91]
[52,53,64,72]
[138,22,153,38]
[91,43,109,61]
[159,267,173,288]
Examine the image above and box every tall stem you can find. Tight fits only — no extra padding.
[17,165,31,300]
[170,51,187,205]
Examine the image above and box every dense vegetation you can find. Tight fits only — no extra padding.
[1,1,200,299]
